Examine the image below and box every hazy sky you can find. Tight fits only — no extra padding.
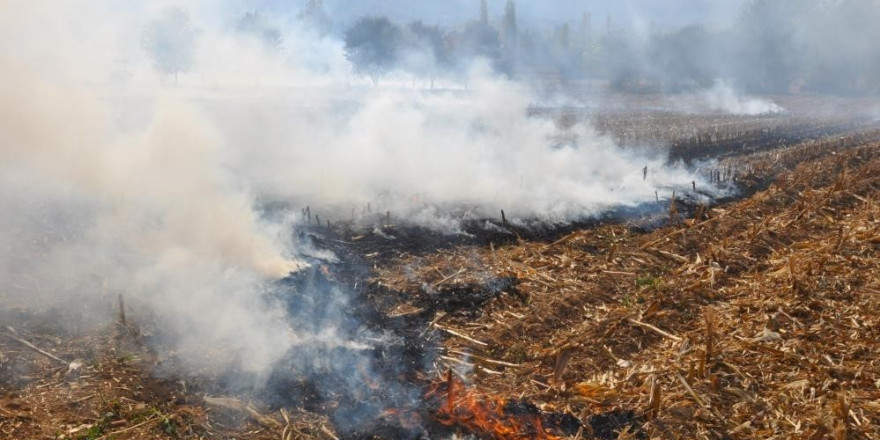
[266,0,749,29]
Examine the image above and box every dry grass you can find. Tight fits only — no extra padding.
[0,320,335,439]
[381,140,880,439]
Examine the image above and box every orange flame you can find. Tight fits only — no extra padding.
[428,372,563,440]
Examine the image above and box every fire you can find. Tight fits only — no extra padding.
[428,372,563,440]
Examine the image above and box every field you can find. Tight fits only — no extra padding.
[2,99,880,440]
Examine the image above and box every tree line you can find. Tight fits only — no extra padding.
[139,0,880,94]
[340,0,880,94]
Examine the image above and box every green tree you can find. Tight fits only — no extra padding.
[237,11,282,49]
[344,17,402,84]
[298,0,332,35]
[452,20,502,75]
[141,7,197,84]
[501,0,518,70]
[404,21,451,86]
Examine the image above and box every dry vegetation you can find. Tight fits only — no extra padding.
[0,318,328,440]
[549,95,880,157]
[3,122,880,439]
[379,137,880,439]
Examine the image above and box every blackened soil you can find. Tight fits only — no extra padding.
[416,277,521,317]
[264,263,438,436]
[586,410,647,440]
[299,200,700,268]
[502,400,583,437]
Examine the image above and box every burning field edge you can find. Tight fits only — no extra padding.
[3,131,880,439]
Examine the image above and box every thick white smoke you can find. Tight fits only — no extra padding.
[204,63,709,232]
[0,0,716,380]
[0,1,306,375]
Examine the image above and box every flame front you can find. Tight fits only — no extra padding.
[429,373,562,440]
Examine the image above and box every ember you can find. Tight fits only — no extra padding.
[428,372,579,440]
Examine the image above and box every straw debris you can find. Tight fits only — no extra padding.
[380,140,880,439]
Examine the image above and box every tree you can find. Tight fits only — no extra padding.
[650,25,715,91]
[344,17,403,84]
[237,11,282,49]
[803,0,880,93]
[501,0,518,71]
[601,31,651,92]
[557,23,570,50]
[141,7,197,84]
[731,0,805,93]
[403,21,451,86]
[552,23,577,80]
[454,21,501,71]
[298,0,332,35]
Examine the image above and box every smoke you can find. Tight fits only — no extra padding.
[696,80,783,115]
[222,66,706,231]
[0,1,304,376]
[0,0,718,403]
[600,1,880,95]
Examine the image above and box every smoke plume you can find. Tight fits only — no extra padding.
[0,0,716,387]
